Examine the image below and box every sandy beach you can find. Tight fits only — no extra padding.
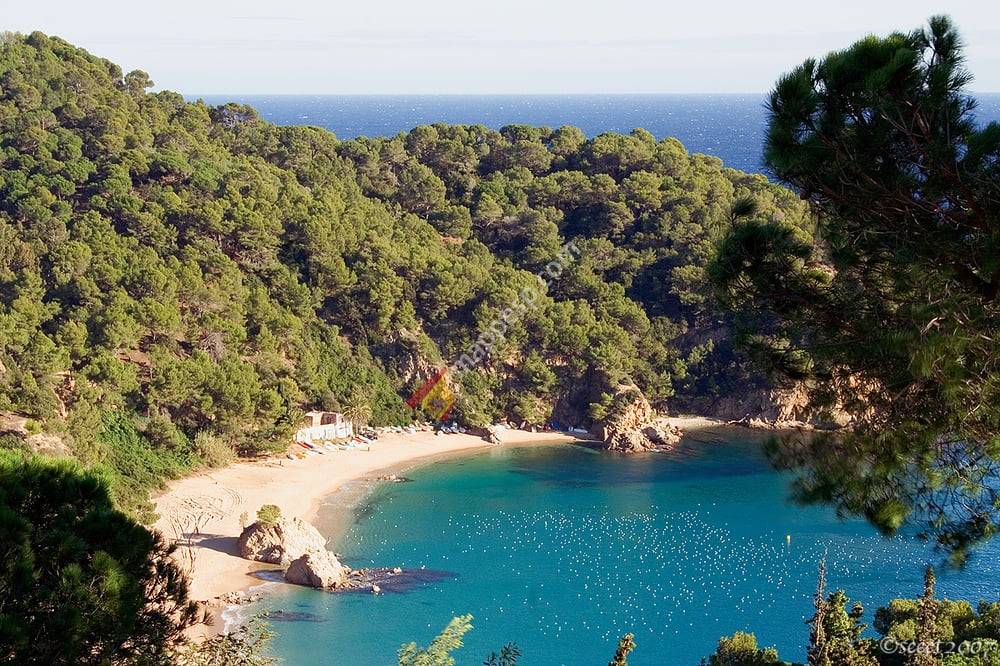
[152,429,588,615]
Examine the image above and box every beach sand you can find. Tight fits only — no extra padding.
[152,429,589,617]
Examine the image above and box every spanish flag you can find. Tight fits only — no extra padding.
[406,369,455,421]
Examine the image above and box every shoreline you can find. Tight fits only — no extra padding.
[305,434,585,552]
[151,416,728,635]
[152,428,597,633]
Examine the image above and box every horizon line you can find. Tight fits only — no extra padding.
[181,90,1000,98]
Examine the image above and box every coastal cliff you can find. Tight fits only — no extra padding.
[591,385,682,452]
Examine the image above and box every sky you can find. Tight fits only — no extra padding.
[3,0,1000,94]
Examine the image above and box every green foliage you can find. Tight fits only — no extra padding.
[174,614,276,666]
[711,565,1000,666]
[0,32,810,518]
[256,504,281,525]
[192,430,236,468]
[96,411,191,521]
[701,632,784,666]
[0,451,200,663]
[483,643,521,666]
[397,614,474,666]
[872,568,1000,665]
[711,15,1000,560]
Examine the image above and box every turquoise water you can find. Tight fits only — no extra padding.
[258,436,1000,665]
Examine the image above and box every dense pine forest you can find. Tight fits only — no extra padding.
[0,31,810,514]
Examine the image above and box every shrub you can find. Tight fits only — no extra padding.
[193,431,235,468]
[257,504,281,525]
[98,411,191,521]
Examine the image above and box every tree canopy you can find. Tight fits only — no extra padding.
[0,450,199,664]
[0,31,809,515]
[711,15,1000,561]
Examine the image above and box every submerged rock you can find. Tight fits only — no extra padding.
[237,517,328,565]
[335,566,456,594]
[284,550,347,589]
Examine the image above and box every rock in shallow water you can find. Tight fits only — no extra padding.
[284,549,347,588]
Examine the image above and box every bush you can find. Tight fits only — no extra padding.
[174,613,275,665]
[0,433,27,452]
[257,504,281,525]
[193,431,235,468]
[701,632,782,666]
[97,411,192,521]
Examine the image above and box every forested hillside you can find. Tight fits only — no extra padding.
[0,31,809,513]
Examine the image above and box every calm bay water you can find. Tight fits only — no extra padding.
[256,437,1000,665]
[193,93,1000,176]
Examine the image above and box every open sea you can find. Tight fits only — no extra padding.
[249,437,1000,665]
[193,93,1000,175]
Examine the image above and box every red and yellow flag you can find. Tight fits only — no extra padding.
[406,368,455,421]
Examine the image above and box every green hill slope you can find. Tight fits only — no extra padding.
[0,31,810,514]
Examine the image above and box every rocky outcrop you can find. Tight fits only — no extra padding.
[26,432,72,457]
[237,517,328,566]
[0,411,28,437]
[377,332,441,387]
[284,550,347,588]
[674,374,873,431]
[595,386,682,453]
[642,421,684,447]
[238,515,351,589]
[0,412,72,457]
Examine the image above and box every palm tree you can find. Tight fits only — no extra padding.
[343,401,373,429]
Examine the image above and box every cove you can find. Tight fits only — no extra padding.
[257,433,1000,665]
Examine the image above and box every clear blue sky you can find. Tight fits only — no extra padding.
[4,0,999,94]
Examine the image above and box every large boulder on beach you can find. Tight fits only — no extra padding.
[237,516,327,565]
[284,550,347,588]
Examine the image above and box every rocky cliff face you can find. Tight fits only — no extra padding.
[0,411,71,456]
[671,377,866,430]
[594,386,682,453]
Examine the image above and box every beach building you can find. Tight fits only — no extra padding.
[295,410,354,443]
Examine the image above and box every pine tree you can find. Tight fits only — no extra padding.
[911,567,942,666]
[711,15,1000,561]
[808,560,831,666]
[397,615,474,666]
[609,633,636,666]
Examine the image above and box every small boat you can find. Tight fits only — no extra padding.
[286,453,296,460]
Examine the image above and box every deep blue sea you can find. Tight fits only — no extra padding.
[194,93,1000,175]
[249,438,1000,665]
